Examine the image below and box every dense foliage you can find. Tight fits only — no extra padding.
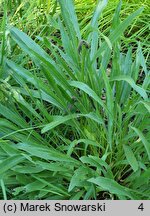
[0,0,149,200]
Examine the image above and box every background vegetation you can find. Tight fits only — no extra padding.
[0,0,149,200]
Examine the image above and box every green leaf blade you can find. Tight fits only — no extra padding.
[123,145,139,172]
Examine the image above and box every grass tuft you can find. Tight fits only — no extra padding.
[0,0,149,200]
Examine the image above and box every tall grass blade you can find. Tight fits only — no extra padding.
[131,127,150,160]
[110,75,148,100]
[0,155,25,175]
[93,7,144,62]
[88,176,135,199]
[123,145,139,172]
[58,0,81,41]
[0,179,7,200]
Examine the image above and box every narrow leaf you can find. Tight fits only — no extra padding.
[110,75,148,99]
[131,127,150,160]
[88,177,134,199]
[123,145,139,172]
[0,155,25,175]
[41,114,79,134]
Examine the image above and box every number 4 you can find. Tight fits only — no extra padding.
[138,203,144,211]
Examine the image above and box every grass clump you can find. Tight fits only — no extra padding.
[0,0,149,61]
[0,0,149,200]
